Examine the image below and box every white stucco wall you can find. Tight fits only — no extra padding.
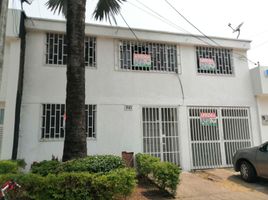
[256,96,268,143]
[16,19,261,171]
[0,39,21,159]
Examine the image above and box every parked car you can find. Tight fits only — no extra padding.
[233,142,268,182]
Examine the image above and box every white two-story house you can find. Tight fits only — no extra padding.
[1,9,265,171]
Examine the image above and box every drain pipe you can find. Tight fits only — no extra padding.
[12,11,26,160]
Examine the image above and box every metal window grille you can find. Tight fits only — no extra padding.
[41,104,96,139]
[46,33,96,67]
[188,106,251,169]
[196,46,233,75]
[119,41,178,72]
[142,107,180,165]
[85,105,96,138]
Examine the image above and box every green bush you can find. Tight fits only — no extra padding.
[135,153,181,196]
[0,173,45,200]
[31,160,61,176]
[0,168,136,200]
[0,160,26,174]
[152,161,181,195]
[31,155,124,176]
[58,155,124,173]
[135,153,160,176]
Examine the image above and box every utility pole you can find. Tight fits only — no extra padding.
[0,0,9,86]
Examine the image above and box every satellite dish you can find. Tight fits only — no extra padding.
[228,22,244,39]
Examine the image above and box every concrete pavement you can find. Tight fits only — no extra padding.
[176,169,268,200]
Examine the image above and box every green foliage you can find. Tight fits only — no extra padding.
[31,155,124,176]
[152,161,181,195]
[0,160,26,174]
[0,173,45,200]
[0,168,136,200]
[135,153,160,176]
[135,153,181,196]
[31,160,61,176]
[58,155,124,173]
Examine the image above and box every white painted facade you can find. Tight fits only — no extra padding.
[0,10,21,159]
[1,11,266,170]
[250,66,268,143]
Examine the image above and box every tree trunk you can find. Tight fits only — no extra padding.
[62,0,87,161]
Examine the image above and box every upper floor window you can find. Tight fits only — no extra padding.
[119,41,178,73]
[41,104,96,140]
[45,33,96,67]
[196,46,233,75]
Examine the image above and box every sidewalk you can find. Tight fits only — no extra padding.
[176,169,268,200]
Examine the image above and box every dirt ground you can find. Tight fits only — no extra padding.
[127,178,172,200]
[128,169,268,200]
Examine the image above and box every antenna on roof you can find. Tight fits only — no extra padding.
[228,22,244,39]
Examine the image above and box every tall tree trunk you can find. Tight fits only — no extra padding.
[0,0,9,86]
[62,0,87,161]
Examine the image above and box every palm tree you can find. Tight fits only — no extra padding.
[46,0,126,161]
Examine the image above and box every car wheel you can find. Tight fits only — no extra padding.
[240,161,256,182]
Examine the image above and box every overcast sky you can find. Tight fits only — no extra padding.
[10,0,268,68]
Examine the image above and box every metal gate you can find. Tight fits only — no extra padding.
[189,106,252,169]
[142,107,180,165]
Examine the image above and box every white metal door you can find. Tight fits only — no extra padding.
[142,107,180,165]
[189,106,252,169]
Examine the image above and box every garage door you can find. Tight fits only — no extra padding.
[189,106,252,169]
[142,107,180,165]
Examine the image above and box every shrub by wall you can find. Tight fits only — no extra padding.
[57,155,124,173]
[31,160,61,176]
[135,153,181,196]
[135,153,160,176]
[31,155,124,176]
[0,160,26,174]
[0,168,136,200]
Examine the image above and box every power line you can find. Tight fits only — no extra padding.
[164,0,220,47]
[118,11,185,102]
[129,0,215,47]
[119,12,140,42]
[163,0,258,66]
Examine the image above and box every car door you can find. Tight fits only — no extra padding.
[256,142,268,177]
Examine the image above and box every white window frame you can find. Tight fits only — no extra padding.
[196,46,234,75]
[40,104,97,140]
[119,40,178,73]
[45,32,97,68]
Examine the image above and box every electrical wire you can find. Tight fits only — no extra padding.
[251,40,268,50]
[130,0,214,47]
[119,12,140,42]
[163,0,258,66]
[119,10,185,103]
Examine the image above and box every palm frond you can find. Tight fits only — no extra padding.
[93,0,126,24]
[45,0,67,16]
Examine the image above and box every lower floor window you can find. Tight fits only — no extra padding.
[41,104,96,139]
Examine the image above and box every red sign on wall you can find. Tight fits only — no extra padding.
[199,58,216,71]
[133,54,151,68]
[200,112,217,126]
